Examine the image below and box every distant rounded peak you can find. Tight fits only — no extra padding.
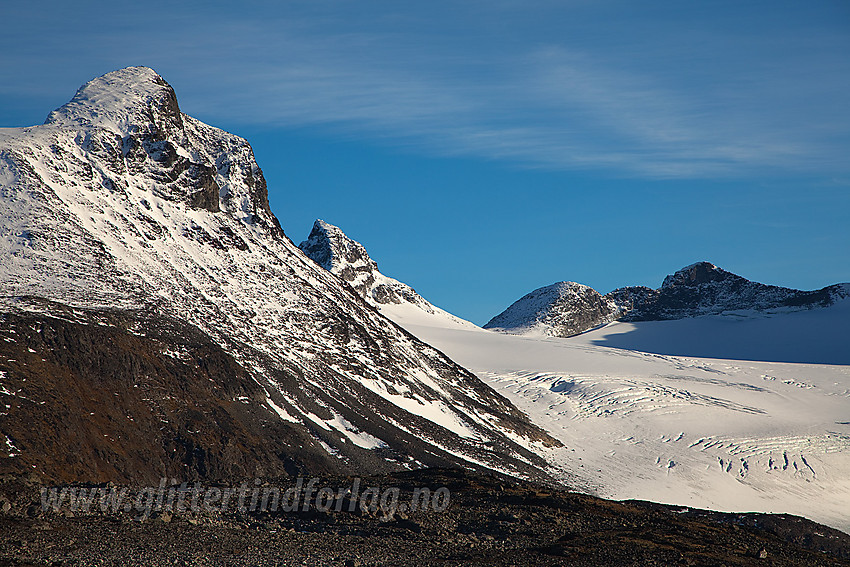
[44,66,183,136]
[552,280,596,293]
[661,261,735,288]
[521,281,598,302]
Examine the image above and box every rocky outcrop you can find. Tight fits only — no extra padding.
[299,220,479,330]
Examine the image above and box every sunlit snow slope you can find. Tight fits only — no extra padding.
[398,317,850,534]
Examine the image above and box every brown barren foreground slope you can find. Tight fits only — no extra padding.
[1,469,848,566]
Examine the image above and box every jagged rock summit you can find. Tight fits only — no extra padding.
[299,219,428,308]
[299,219,477,329]
[485,261,849,338]
[0,67,555,484]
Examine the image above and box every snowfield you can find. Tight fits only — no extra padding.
[390,306,850,534]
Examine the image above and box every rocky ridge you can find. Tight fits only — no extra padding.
[485,262,850,338]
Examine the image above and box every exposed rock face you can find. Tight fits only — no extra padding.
[44,67,224,214]
[0,300,320,484]
[485,262,849,338]
[0,67,557,484]
[604,285,659,316]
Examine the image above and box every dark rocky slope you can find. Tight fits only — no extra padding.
[1,469,848,566]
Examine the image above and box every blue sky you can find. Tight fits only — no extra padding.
[2,1,849,324]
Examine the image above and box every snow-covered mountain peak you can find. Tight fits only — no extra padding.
[484,281,620,337]
[550,281,594,294]
[44,66,183,138]
[632,262,849,321]
[514,281,599,304]
[6,66,278,223]
[299,219,378,275]
[299,220,477,329]
[298,218,423,308]
[1,68,550,483]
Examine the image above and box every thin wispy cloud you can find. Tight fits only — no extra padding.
[1,1,847,178]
